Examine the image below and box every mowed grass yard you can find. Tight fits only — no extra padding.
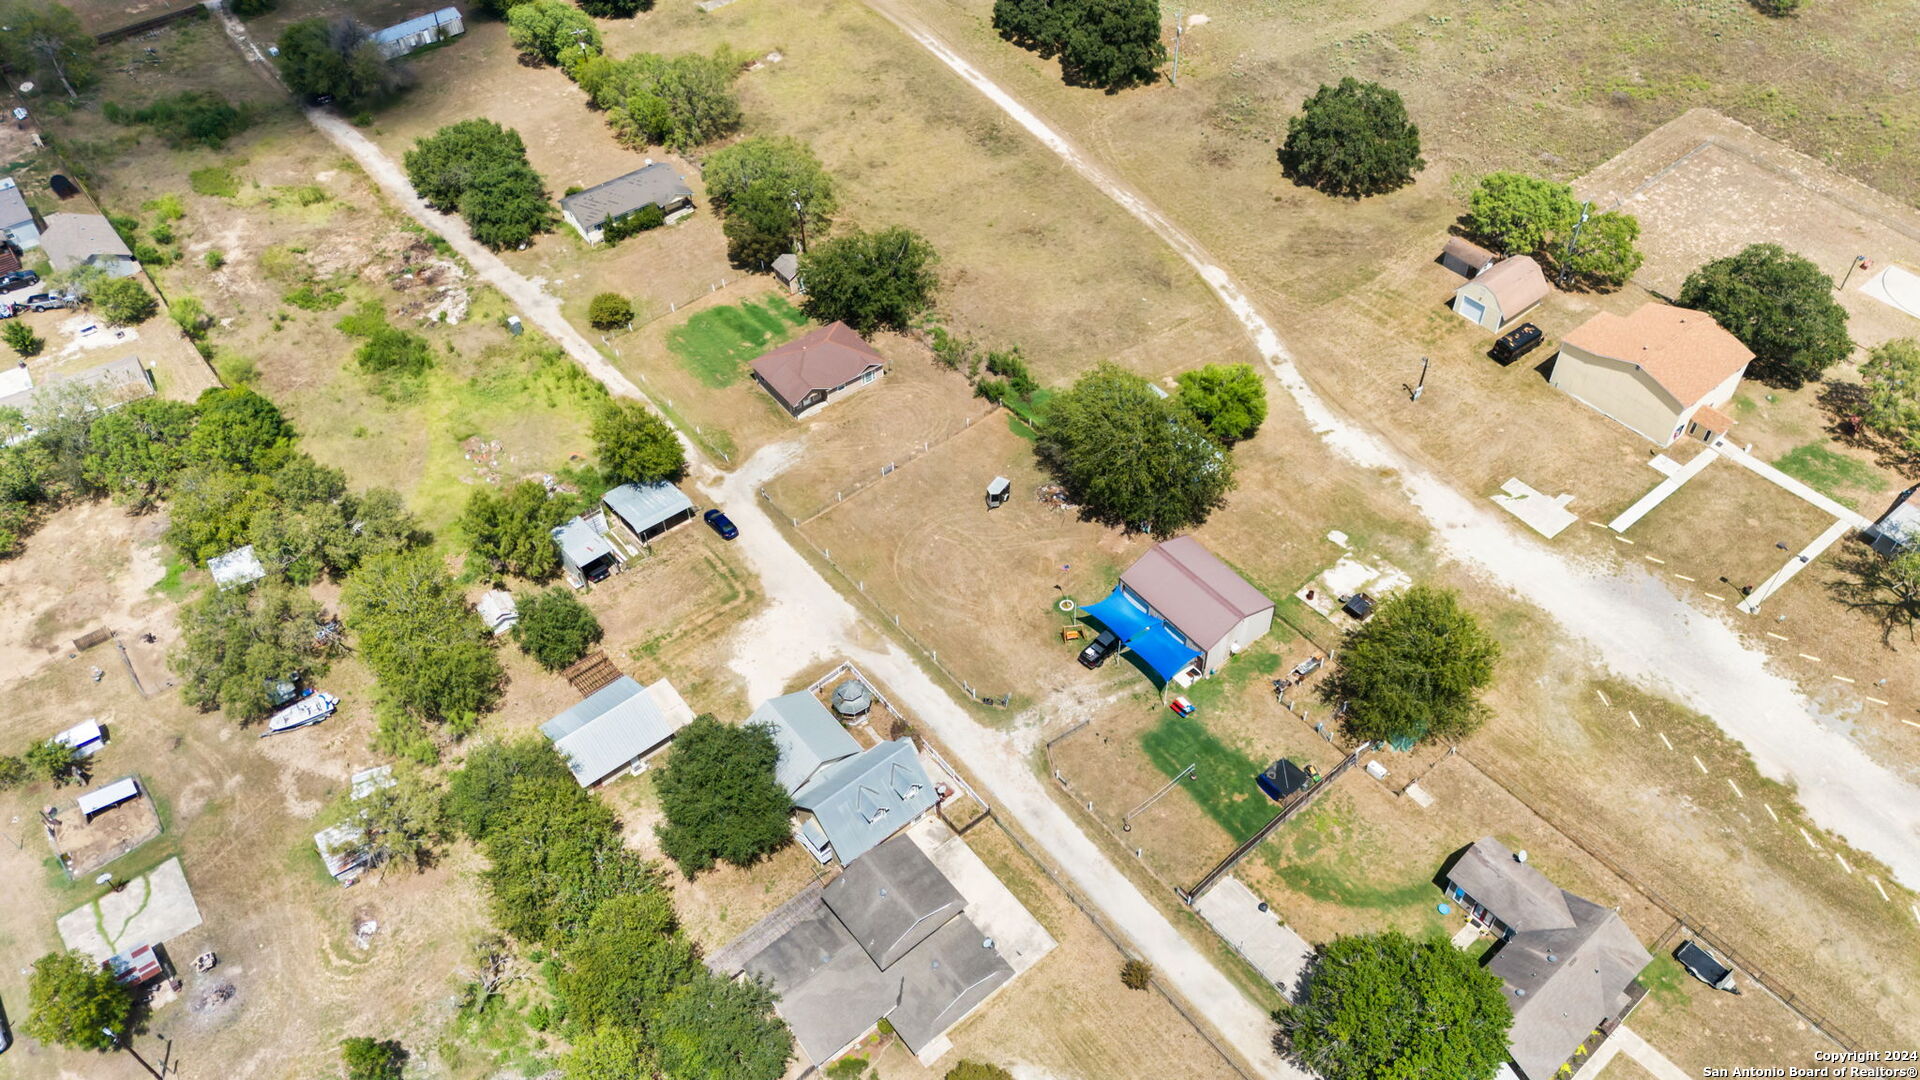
[668,293,810,388]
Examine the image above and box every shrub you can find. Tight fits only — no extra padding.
[91,277,158,326]
[945,1062,1016,1080]
[355,327,433,377]
[189,165,240,198]
[112,90,249,148]
[340,1037,407,1080]
[284,284,346,311]
[587,292,634,329]
[1175,363,1266,444]
[204,249,227,270]
[1120,958,1153,990]
[146,192,185,221]
[600,203,665,243]
[3,321,43,357]
[1279,77,1424,198]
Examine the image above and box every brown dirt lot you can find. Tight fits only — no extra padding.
[1617,454,1840,594]
[0,501,170,690]
[50,789,163,877]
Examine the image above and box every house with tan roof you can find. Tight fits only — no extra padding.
[749,321,886,417]
[1550,302,1753,446]
[1453,255,1549,331]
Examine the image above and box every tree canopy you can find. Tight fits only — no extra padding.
[188,386,295,473]
[82,397,197,511]
[559,892,700,1033]
[0,2,96,99]
[1274,931,1512,1080]
[653,716,793,876]
[341,1037,409,1080]
[1460,173,1643,290]
[702,136,837,266]
[275,18,404,107]
[1323,585,1499,747]
[564,1025,660,1080]
[512,587,605,670]
[1279,78,1424,198]
[1175,363,1267,445]
[404,120,554,250]
[507,0,602,65]
[593,400,686,486]
[1036,363,1235,534]
[1861,338,1920,455]
[1678,243,1853,389]
[344,549,503,723]
[588,292,635,329]
[571,49,744,152]
[91,277,157,326]
[654,973,793,1080]
[22,949,134,1051]
[797,226,940,334]
[992,0,1165,91]
[172,583,331,721]
[462,480,570,580]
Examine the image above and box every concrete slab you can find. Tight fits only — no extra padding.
[1450,922,1482,949]
[1295,556,1413,620]
[1609,447,1719,532]
[57,857,203,961]
[1648,454,1683,478]
[907,818,1055,975]
[1402,781,1434,808]
[1192,876,1311,993]
[1492,478,1578,539]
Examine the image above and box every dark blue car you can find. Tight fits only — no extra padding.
[703,508,738,541]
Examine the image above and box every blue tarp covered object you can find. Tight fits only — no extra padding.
[1128,621,1201,681]
[1082,587,1157,644]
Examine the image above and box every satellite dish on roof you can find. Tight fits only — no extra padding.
[1514,849,1529,863]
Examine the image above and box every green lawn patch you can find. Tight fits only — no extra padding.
[666,294,809,388]
[1771,443,1886,505]
[1637,954,1691,1007]
[188,164,240,198]
[1140,712,1273,840]
[149,551,193,599]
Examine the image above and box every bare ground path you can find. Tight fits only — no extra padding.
[207,8,1295,1077]
[855,0,1920,892]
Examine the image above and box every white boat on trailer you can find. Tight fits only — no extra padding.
[263,692,339,736]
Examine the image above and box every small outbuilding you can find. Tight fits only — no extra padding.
[1866,486,1920,556]
[552,515,618,587]
[39,213,138,277]
[0,178,38,250]
[1550,302,1752,447]
[103,944,163,987]
[476,590,519,635]
[1257,758,1310,801]
[560,163,694,245]
[77,777,142,821]
[207,544,267,591]
[541,675,695,787]
[602,481,695,545]
[750,322,886,417]
[1440,235,1496,278]
[371,6,464,59]
[986,476,1011,509]
[771,252,803,292]
[1452,256,1549,332]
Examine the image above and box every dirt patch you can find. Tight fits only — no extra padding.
[0,501,171,691]
[47,789,163,879]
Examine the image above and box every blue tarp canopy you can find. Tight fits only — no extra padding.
[1081,586,1199,681]
[1082,587,1157,643]
[1128,622,1201,681]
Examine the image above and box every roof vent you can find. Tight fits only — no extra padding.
[877,887,888,898]
[1547,954,1558,964]
[982,937,995,950]
[1515,988,1527,997]
[930,959,941,970]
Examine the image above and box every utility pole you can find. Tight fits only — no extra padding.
[1410,356,1429,402]
[1169,7,1184,87]
[1839,254,1867,292]
[1557,201,1592,287]
[789,188,808,253]
[102,1028,165,1080]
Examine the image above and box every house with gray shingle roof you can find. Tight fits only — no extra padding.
[560,163,694,245]
[0,178,38,250]
[40,213,137,277]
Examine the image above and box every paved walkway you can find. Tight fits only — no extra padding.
[1608,1025,1694,1080]
[1609,448,1719,532]
[1715,441,1874,531]
[1192,876,1313,993]
[1738,518,1854,613]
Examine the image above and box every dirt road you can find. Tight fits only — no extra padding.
[208,10,1295,1076]
[856,0,1920,891]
